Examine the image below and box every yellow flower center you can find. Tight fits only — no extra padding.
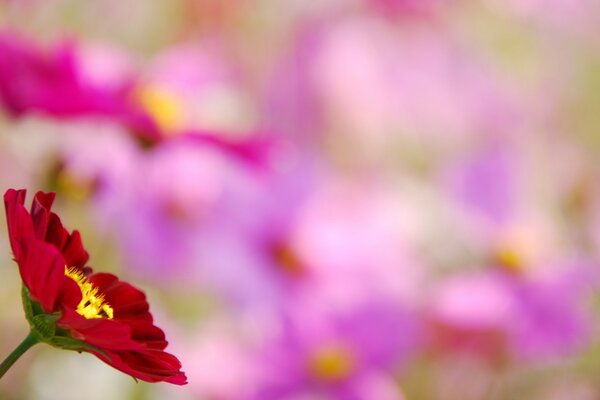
[135,85,184,133]
[55,169,94,202]
[64,267,114,319]
[308,344,355,382]
[493,247,523,272]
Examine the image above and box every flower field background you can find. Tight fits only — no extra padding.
[1,1,600,399]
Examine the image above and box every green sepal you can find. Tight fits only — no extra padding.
[21,286,58,339]
[21,286,48,323]
[30,313,60,340]
[21,285,34,323]
[48,336,110,358]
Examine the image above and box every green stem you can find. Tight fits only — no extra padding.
[0,332,39,379]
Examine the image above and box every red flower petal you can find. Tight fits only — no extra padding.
[59,308,145,351]
[125,320,168,350]
[59,277,84,311]
[18,238,70,313]
[32,191,90,268]
[44,212,68,251]
[93,349,187,385]
[30,191,56,240]
[4,189,34,259]
[61,230,89,269]
[87,273,168,348]
[88,273,152,320]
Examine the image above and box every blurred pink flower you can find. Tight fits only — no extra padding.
[367,0,446,19]
[306,20,525,151]
[132,40,277,162]
[0,32,269,157]
[134,41,246,134]
[102,141,267,283]
[433,141,596,362]
[292,175,426,306]
[443,143,572,282]
[429,263,594,362]
[181,148,318,306]
[0,31,160,143]
[250,298,417,400]
[169,318,259,400]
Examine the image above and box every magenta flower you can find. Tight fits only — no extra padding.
[0,31,275,161]
[0,31,160,143]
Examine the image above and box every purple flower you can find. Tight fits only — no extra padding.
[429,263,595,362]
[250,297,419,400]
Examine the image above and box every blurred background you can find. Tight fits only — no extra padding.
[0,0,600,399]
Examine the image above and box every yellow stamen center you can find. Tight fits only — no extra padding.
[135,85,184,133]
[55,169,94,202]
[493,247,523,272]
[308,344,355,382]
[64,267,114,319]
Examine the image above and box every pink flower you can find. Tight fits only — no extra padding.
[250,296,418,400]
[429,264,594,362]
[0,31,160,143]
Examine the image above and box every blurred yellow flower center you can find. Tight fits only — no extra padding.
[136,85,184,133]
[494,247,523,272]
[308,344,355,382]
[64,267,114,320]
[55,169,94,202]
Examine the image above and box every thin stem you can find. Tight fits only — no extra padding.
[0,331,39,379]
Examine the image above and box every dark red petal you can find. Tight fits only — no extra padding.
[62,230,89,268]
[4,189,90,270]
[86,272,118,291]
[59,277,83,310]
[4,189,34,259]
[44,212,90,270]
[32,191,55,211]
[124,319,168,350]
[30,191,55,240]
[88,273,151,320]
[59,308,145,351]
[45,212,69,251]
[18,239,68,313]
[92,349,187,385]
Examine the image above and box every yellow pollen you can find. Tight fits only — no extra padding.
[136,85,184,133]
[64,267,114,319]
[308,344,355,382]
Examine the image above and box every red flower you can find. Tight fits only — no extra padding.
[4,189,187,385]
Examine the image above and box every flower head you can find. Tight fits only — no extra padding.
[251,297,420,399]
[0,32,161,144]
[3,188,187,385]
